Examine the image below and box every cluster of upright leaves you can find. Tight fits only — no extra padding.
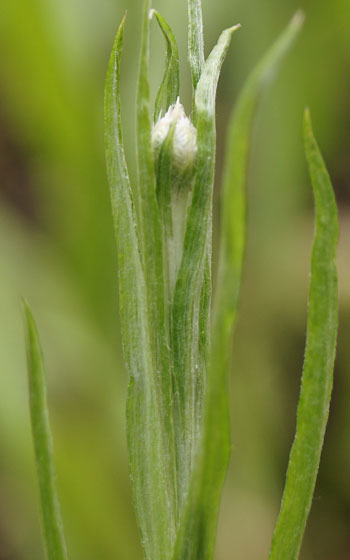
[104,1,307,559]
[23,2,338,560]
[105,2,240,557]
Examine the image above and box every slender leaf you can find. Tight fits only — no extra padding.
[154,118,177,240]
[173,13,303,559]
[268,109,338,560]
[188,0,205,93]
[136,3,178,544]
[152,10,180,122]
[105,14,146,377]
[136,3,174,463]
[213,11,304,346]
[23,300,68,560]
[186,0,218,481]
[171,25,239,554]
[105,13,176,559]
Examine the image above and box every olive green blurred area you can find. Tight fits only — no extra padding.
[0,0,349,558]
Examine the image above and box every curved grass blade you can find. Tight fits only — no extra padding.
[268,109,338,560]
[151,10,180,122]
[23,300,68,560]
[105,13,176,559]
[188,0,205,93]
[173,14,303,560]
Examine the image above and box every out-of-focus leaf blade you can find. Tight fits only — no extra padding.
[188,0,205,93]
[173,14,303,559]
[152,10,180,121]
[268,109,338,560]
[105,13,176,559]
[23,301,68,560]
[213,11,304,344]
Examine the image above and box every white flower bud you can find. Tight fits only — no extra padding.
[152,98,197,175]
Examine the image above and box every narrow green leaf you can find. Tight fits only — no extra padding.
[154,118,176,239]
[268,109,338,560]
[171,24,239,551]
[105,14,150,397]
[136,4,178,545]
[214,11,304,347]
[152,10,180,122]
[173,14,303,559]
[173,24,239,426]
[136,3,173,442]
[23,300,68,560]
[188,0,205,92]
[105,13,176,559]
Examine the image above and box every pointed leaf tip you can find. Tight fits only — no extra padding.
[269,109,338,560]
[152,9,180,120]
[303,106,312,133]
[24,302,68,560]
[292,9,305,28]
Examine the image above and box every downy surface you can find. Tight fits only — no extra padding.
[105,1,305,558]
[24,3,337,560]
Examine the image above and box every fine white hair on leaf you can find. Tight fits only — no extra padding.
[152,98,197,173]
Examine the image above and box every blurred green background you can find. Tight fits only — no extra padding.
[0,0,349,558]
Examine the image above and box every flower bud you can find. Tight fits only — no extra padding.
[152,99,197,178]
